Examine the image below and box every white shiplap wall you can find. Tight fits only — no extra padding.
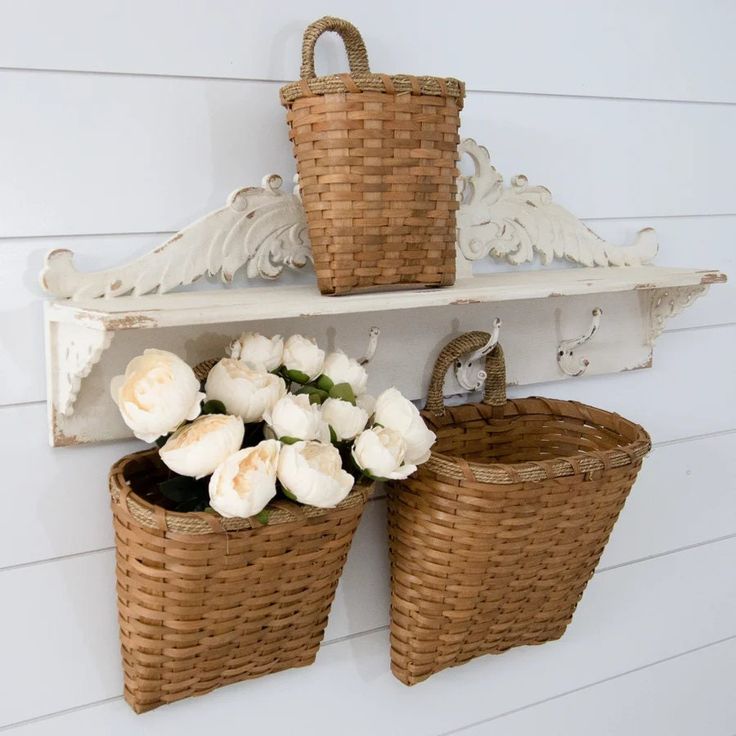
[0,2,734,734]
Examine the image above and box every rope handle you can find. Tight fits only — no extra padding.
[425,332,507,417]
[300,16,371,80]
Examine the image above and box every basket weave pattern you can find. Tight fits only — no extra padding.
[281,17,464,295]
[111,450,370,712]
[388,334,651,685]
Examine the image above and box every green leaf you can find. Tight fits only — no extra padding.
[296,385,329,405]
[154,434,168,448]
[284,368,311,385]
[329,382,356,405]
[255,509,270,525]
[281,487,297,501]
[279,436,301,445]
[202,399,227,415]
[315,374,334,392]
[328,425,338,444]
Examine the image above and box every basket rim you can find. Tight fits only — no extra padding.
[109,448,373,535]
[280,72,465,106]
[421,396,651,485]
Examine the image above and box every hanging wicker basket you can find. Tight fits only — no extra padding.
[281,16,465,295]
[110,449,371,713]
[388,332,651,685]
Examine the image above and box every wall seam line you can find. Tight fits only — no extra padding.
[436,634,736,736]
[0,65,734,107]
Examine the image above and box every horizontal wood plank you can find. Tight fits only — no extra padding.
[507,323,736,444]
[4,395,734,571]
[3,537,735,732]
[2,214,732,407]
[1,72,735,238]
[0,1,733,103]
[448,637,736,735]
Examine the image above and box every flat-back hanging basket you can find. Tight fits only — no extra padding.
[388,332,651,685]
[281,16,465,295]
[110,449,371,713]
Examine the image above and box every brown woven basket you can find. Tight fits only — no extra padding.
[280,16,465,295]
[110,449,371,713]
[388,332,651,685]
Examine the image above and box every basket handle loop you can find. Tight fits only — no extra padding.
[300,16,371,80]
[425,332,507,417]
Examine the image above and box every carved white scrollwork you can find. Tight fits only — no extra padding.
[41,175,311,300]
[456,139,659,268]
[649,285,709,343]
[40,139,664,301]
[49,323,114,416]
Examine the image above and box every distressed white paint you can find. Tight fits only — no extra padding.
[42,267,724,443]
[457,139,658,267]
[40,139,660,301]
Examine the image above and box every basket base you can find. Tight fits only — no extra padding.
[125,654,318,714]
[390,623,569,686]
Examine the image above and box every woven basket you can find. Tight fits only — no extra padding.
[280,16,465,295]
[388,332,651,685]
[110,449,371,713]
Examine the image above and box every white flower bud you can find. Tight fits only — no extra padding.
[352,427,417,480]
[321,398,369,442]
[282,335,325,382]
[159,414,244,478]
[205,358,286,423]
[264,393,322,441]
[321,350,368,395]
[208,440,280,518]
[111,349,204,442]
[228,332,283,372]
[374,387,436,465]
[278,441,354,508]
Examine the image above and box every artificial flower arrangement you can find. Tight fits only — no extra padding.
[110,332,436,520]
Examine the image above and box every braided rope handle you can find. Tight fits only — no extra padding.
[300,16,371,79]
[425,332,507,417]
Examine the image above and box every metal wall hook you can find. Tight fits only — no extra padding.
[454,318,501,391]
[557,307,602,377]
[359,327,381,366]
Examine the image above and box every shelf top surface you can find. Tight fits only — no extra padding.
[46,266,726,331]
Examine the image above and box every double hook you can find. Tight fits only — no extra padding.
[454,318,501,391]
[557,307,603,377]
[450,306,602,390]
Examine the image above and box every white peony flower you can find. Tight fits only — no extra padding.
[278,441,354,508]
[320,350,368,395]
[205,358,286,423]
[264,393,323,441]
[159,414,244,478]
[321,398,369,442]
[374,387,436,465]
[356,393,376,418]
[352,427,417,480]
[228,332,283,372]
[208,440,280,518]
[111,349,204,442]
[282,335,325,382]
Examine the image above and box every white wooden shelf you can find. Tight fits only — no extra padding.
[39,136,727,445]
[46,267,725,331]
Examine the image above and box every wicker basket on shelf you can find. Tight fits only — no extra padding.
[280,16,465,295]
[388,332,651,685]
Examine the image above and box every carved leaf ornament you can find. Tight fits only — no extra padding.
[41,140,659,301]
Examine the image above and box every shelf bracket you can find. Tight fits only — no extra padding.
[46,319,114,417]
[648,285,709,344]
